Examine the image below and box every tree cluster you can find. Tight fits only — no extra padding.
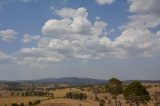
[124,81,151,106]
[11,103,24,106]
[105,78,151,106]
[21,91,53,97]
[65,92,87,100]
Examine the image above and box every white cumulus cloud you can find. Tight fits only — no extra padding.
[2,5,160,65]
[42,7,93,36]
[22,34,40,44]
[42,7,107,37]
[96,0,115,5]
[0,51,12,64]
[0,51,9,61]
[0,29,17,42]
[128,0,160,15]
[40,6,160,61]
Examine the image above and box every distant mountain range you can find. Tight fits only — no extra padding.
[122,80,160,84]
[29,77,106,85]
[0,77,159,86]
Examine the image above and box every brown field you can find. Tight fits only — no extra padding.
[38,98,98,106]
[50,87,94,98]
[0,97,48,106]
[50,88,81,98]
[0,83,159,106]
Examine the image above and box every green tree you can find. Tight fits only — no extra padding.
[124,81,150,106]
[106,78,123,106]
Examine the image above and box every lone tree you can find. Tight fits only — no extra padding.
[124,81,150,106]
[105,78,123,106]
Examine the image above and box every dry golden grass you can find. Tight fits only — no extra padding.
[0,83,159,106]
[38,98,98,106]
[50,88,92,98]
[50,88,80,98]
[0,96,48,106]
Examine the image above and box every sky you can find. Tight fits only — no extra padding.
[0,0,160,80]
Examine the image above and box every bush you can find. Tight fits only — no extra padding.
[155,85,158,87]
[108,99,112,104]
[105,96,108,100]
[99,99,105,106]
[95,96,99,101]
[11,92,14,96]
[33,100,41,105]
[65,92,87,100]
[20,103,24,106]
[28,102,32,105]
[11,103,18,106]
[66,92,72,98]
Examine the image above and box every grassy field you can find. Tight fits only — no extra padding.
[0,97,48,106]
[38,98,98,106]
[50,88,81,98]
[50,87,94,98]
[0,83,159,106]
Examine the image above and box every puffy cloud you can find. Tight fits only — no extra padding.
[54,7,84,18]
[22,34,40,44]
[16,47,64,65]
[120,0,160,30]
[41,6,160,62]
[91,21,107,36]
[0,51,11,64]
[128,0,160,15]
[42,7,106,37]
[0,51,10,61]
[48,39,70,50]
[115,0,160,57]
[2,5,160,66]
[41,7,131,60]
[96,0,115,5]
[0,29,17,42]
[118,28,160,57]
[121,14,160,29]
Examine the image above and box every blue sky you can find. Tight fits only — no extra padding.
[0,0,160,80]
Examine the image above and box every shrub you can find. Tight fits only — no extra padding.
[155,85,158,87]
[33,100,41,105]
[108,99,112,104]
[65,92,87,100]
[95,96,99,101]
[11,103,18,106]
[20,103,24,106]
[99,99,105,106]
[105,96,108,100]
[28,102,32,106]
